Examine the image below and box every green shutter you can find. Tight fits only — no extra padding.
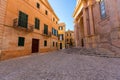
[18,11,28,28]
[44,24,48,34]
[35,18,40,29]
[44,40,47,46]
[18,37,25,46]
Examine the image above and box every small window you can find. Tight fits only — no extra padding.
[36,3,40,9]
[53,42,54,47]
[59,34,64,40]
[44,40,47,46]
[59,26,63,30]
[35,18,40,29]
[53,18,55,22]
[18,37,25,46]
[45,10,48,15]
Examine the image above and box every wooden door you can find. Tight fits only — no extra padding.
[32,39,39,53]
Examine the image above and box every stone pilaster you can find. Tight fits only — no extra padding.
[0,0,7,51]
[74,22,79,47]
[88,5,95,35]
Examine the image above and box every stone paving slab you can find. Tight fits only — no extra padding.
[0,49,120,80]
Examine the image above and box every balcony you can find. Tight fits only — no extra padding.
[13,18,34,32]
[42,30,51,37]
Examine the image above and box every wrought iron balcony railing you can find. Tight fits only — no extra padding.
[42,30,51,37]
[13,18,34,32]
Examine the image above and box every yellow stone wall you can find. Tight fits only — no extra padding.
[65,30,75,48]
[58,23,66,49]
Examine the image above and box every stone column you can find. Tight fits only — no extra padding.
[74,22,78,47]
[83,8,88,37]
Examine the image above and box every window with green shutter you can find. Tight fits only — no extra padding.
[18,37,25,46]
[18,11,28,28]
[44,24,48,35]
[53,41,54,47]
[44,40,47,46]
[35,18,40,29]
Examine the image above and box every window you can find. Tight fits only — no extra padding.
[52,28,57,36]
[59,26,63,30]
[35,18,40,29]
[53,42,54,47]
[36,3,40,9]
[44,24,48,35]
[100,0,106,18]
[45,10,48,15]
[44,40,47,46]
[59,34,64,40]
[18,11,28,28]
[18,37,25,46]
[53,18,55,22]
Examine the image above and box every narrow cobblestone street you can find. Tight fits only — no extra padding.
[0,48,120,80]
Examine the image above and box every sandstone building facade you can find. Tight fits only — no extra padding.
[65,30,75,48]
[0,0,59,60]
[58,23,66,49]
[73,0,120,54]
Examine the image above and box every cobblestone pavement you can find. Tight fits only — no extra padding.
[0,48,120,80]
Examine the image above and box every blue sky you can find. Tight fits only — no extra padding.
[48,0,76,31]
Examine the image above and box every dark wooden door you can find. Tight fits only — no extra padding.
[60,43,62,49]
[32,39,39,53]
